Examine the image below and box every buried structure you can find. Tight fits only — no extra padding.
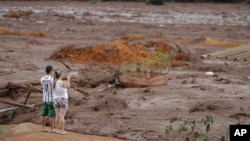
[49,38,191,87]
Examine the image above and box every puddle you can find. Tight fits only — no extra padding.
[0,5,249,26]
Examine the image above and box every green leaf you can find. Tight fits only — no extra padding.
[178,124,188,133]
[200,133,209,141]
[194,131,199,138]
[206,115,213,125]
[169,116,178,123]
[220,136,225,141]
[191,125,194,132]
[206,124,210,133]
[165,125,173,135]
[7,113,14,121]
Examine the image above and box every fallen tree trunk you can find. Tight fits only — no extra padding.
[0,80,41,90]
[0,106,19,113]
[0,99,38,109]
[7,82,42,93]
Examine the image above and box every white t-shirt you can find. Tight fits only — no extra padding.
[53,80,68,99]
[40,75,54,102]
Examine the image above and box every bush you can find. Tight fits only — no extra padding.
[145,0,164,5]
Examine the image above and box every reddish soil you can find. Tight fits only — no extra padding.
[0,122,123,141]
[0,1,250,141]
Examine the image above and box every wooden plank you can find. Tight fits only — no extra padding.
[209,46,249,56]
[226,52,250,60]
[201,44,250,59]
[0,99,38,109]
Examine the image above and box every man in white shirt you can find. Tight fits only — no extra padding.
[40,65,55,132]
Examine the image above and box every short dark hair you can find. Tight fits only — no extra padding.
[45,65,53,74]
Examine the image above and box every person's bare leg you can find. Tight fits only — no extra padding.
[54,108,60,132]
[59,108,67,134]
[49,117,55,132]
[41,116,47,132]
[58,108,63,133]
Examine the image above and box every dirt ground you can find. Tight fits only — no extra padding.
[0,122,123,141]
[0,1,250,141]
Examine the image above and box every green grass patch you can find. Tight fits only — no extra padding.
[0,125,7,134]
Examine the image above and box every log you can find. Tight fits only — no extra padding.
[0,107,19,113]
[0,99,38,109]
[58,60,72,71]
[74,87,89,96]
[24,91,32,104]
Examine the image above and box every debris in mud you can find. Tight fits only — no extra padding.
[189,100,232,113]
[94,97,128,112]
[0,27,49,37]
[20,32,49,37]
[76,67,116,88]
[3,10,33,18]
[50,39,191,67]
[50,40,153,65]
[0,111,16,124]
[49,39,190,88]
[122,34,146,41]
[0,27,10,34]
[190,37,243,47]
[229,113,250,120]
[151,41,171,52]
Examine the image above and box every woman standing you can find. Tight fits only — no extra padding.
[53,71,71,135]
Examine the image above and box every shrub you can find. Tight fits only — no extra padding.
[145,0,164,5]
[165,115,226,141]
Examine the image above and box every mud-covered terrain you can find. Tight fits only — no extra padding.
[0,1,250,141]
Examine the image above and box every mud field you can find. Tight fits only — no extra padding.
[0,1,250,141]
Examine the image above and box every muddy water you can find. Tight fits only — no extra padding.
[0,4,249,26]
